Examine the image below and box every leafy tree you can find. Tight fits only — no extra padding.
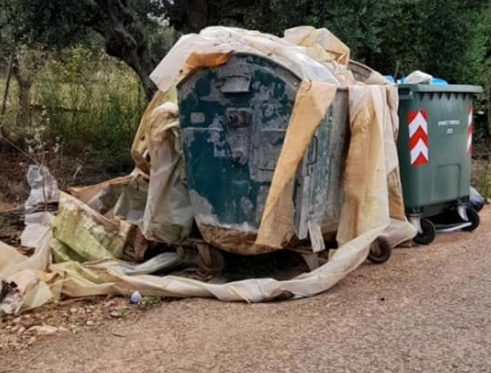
[162,0,257,32]
[2,0,165,100]
[3,0,491,97]
[1,0,259,100]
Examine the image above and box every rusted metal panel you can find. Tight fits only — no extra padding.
[177,52,349,254]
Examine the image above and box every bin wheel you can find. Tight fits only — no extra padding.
[368,238,392,264]
[462,208,480,232]
[413,218,436,245]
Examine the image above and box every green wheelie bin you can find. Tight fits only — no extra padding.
[397,84,483,244]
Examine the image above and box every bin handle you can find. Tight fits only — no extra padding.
[398,88,413,100]
[220,74,252,94]
[307,136,318,166]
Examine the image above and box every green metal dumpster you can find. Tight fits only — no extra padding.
[177,52,393,267]
[177,53,348,259]
[397,84,483,244]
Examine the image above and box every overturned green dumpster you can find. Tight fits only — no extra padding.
[177,53,349,258]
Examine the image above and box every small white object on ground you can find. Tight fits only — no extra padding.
[129,291,143,304]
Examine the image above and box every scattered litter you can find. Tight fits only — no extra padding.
[0,281,22,317]
[468,187,485,212]
[24,165,59,213]
[129,291,142,304]
[28,325,59,336]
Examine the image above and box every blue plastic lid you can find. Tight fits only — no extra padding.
[383,75,395,83]
[430,77,448,85]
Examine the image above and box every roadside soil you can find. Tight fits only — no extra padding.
[1,207,490,373]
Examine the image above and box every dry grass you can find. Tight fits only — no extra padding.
[472,158,491,199]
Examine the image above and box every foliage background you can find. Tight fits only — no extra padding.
[1,0,491,202]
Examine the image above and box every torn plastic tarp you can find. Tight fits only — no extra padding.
[283,26,350,65]
[255,80,337,249]
[468,187,485,212]
[130,90,173,176]
[141,101,193,244]
[150,27,343,94]
[88,247,191,276]
[50,193,137,263]
[25,165,59,213]
[20,211,55,249]
[70,98,192,247]
[0,232,55,314]
[0,222,385,312]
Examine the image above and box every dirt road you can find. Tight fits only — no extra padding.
[3,207,491,373]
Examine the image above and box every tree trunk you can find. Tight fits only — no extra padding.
[163,0,253,33]
[487,85,491,148]
[92,0,157,101]
[183,0,210,33]
[0,51,15,139]
[11,52,32,128]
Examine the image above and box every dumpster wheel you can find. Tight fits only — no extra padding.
[413,218,436,245]
[462,208,480,232]
[367,238,392,264]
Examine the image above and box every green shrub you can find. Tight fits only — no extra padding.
[1,45,147,182]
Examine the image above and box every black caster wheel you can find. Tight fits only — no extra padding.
[462,208,480,232]
[368,238,392,264]
[413,218,436,245]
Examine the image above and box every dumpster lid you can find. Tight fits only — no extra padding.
[398,84,483,94]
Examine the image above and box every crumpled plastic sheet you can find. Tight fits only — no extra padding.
[20,211,55,249]
[256,80,337,248]
[141,102,194,244]
[468,187,485,212]
[50,193,136,263]
[0,233,55,314]
[1,223,384,312]
[150,26,342,94]
[25,165,59,213]
[86,246,191,276]
[404,70,432,84]
[283,26,350,66]
[0,281,23,316]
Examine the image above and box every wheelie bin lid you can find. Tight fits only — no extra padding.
[398,84,483,94]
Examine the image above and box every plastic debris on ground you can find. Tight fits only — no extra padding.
[468,187,485,212]
[129,291,143,304]
[24,165,59,214]
[0,26,417,314]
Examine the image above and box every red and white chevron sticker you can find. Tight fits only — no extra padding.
[408,110,429,166]
[467,105,473,155]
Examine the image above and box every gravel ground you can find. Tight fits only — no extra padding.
[2,207,491,373]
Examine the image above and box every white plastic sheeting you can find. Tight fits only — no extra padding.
[24,165,59,213]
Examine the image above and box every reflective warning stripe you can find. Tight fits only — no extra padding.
[467,105,473,155]
[408,110,429,165]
